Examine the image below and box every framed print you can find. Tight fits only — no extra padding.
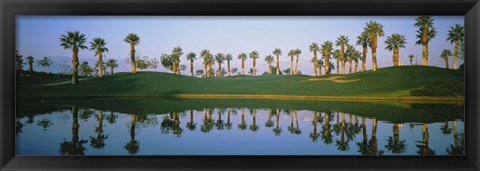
[1,0,479,170]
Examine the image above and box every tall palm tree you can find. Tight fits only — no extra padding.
[26,56,34,72]
[273,48,282,75]
[123,33,140,74]
[309,43,320,76]
[186,52,196,77]
[249,51,259,76]
[345,45,355,74]
[294,49,302,75]
[447,24,464,70]
[322,41,333,74]
[385,33,407,66]
[238,53,247,75]
[364,21,385,71]
[205,53,215,77]
[172,46,183,74]
[288,50,295,75]
[333,49,341,74]
[200,49,210,77]
[414,16,437,66]
[60,31,88,84]
[105,59,118,75]
[264,55,274,75]
[352,50,361,73]
[440,49,453,69]
[335,36,349,74]
[215,53,225,77]
[356,32,371,72]
[90,38,109,77]
[225,54,233,76]
[408,54,415,66]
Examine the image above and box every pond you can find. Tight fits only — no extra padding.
[16,98,464,156]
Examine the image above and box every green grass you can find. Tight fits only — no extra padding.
[17,66,464,99]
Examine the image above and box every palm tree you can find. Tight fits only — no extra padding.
[90,38,109,77]
[447,24,464,70]
[205,53,215,77]
[215,53,225,77]
[125,114,140,155]
[414,16,437,66]
[186,110,196,131]
[440,49,453,69]
[309,43,320,76]
[333,49,341,74]
[385,33,407,66]
[335,36,349,74]
[273,48,282,75]
[123,33,140,74]
[345,45,355,74]
[238,108,247,130]
[356,32,371,72]
[238,53,247,75]
[385,123,407,155]
[172,47,183,74]
[273,109,282,136]
[186,52,196,77]
[265,109,274,128]
[105,59,118,75]
[26,56,34,72]
[60,31,88,85]
[293,49,302,75]
[408,54,415,66]
[364,21,385,71]
[59,106,87,155]
[264,55,274,75]
[249,108,259,132]
[90,110,108,149]
[200,49,210,77]
[288,50,295,75]
[417,123,435,155]
[322,41,333,74]
[249,51,259,76]
[225,54,233,76]
[352,50,361,73]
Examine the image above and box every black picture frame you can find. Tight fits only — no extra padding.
[1,0,479,170]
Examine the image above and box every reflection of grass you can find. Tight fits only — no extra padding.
[17,98,464,123]
[17,66,464,100]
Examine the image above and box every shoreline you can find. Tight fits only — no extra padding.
[19,93,465,102]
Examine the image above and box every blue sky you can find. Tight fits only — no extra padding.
[16,16,463,75]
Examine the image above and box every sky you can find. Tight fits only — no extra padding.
[16,16,464,75]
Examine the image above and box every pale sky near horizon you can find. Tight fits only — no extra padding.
[16,16,464,75]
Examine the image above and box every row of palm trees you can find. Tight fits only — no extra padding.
[59,16,464,84]
[39,106,462,155]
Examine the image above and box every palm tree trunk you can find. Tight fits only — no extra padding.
[241,59,245,75]
[341,44,345,74]
[453,40,459,70]
[421,26,429,66]
[203,62,207,78]
[313,50,318,76]
[290,56,294,75]
[318,65,322,76]
[217,63,221,77]
[268,63,272,75]
[445,57,449,69]
[354,59,358,73]
[28,61,33,72]
[227,61,231,76]
[130,45,136,74]
[325,51,330,75]
[110,66,114,75]
[72,48,79,85]
[362,46,368,71]
[336,60,339,74]
[276,55,280,75]
[190,60,194,77]
[410,59,413,66]
[98,51,103,77]
[349,60,352,74]
[295,55,299,75]
[253,58,256,76]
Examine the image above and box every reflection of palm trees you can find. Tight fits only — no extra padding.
[36,118,53,131]
[385,123,406,155]
[357,117,384,156]
[125,114,140,155]
[60,106,88,155]
[172,112,183,137]
[201,109,214,133]
[106,111,118,124]
[416,123,435,155]
[273,109,282,136]
[90,110,108,149]
[238,108,247,130]
[249,108,259,132]
[225,108,232,130]
[216,109,225,130]
[16,118,24,135]
[447,121,464,155]
[321,112,333,145]
[336,112,349,151]
[288,111,301,135]
[186,110,196,131]
[309,111,320,142]
[265,109,274,128]
[440,121,452,135]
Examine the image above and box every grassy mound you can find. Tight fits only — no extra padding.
[17,66,464,99]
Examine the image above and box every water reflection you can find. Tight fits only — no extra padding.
[16,99,465,156]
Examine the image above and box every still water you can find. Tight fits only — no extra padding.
[16,98,464,156]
